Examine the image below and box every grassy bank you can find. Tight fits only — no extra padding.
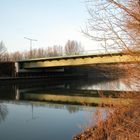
[73,93,140,140]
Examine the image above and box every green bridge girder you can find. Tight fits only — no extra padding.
[18,52,140,69]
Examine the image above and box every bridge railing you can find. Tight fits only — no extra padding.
[62,47,123,57]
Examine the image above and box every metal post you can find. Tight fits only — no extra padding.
[24,37,37,58]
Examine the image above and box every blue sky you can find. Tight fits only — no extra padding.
[0,0,99,52]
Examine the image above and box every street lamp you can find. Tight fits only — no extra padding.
[24,37,37,58]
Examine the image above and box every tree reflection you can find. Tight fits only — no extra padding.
[0,104,8,123]
[65,105,81,113]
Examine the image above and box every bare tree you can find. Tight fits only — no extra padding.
[46,45,63,57]
[84,0,140,52]
[8,48,48,61]
[0,41,7,61]
[64,40,84,55]
[29,48,48,59]
[9,51,23,61]
[84,0,140,78]
[36,48,48,58]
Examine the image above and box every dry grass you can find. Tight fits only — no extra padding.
[73,92,140,140]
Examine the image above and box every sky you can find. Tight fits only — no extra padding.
[0,0,100,52]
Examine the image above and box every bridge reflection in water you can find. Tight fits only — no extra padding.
[0,76,134,106]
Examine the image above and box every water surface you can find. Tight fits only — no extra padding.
[0,77,132,140]
[0,101,100,140]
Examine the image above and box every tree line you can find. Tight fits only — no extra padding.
[0,40,84,61]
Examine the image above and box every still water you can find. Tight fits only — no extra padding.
[0,102,101,140]
[0,77,134,140]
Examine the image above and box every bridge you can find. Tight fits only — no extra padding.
[17,52,140,70]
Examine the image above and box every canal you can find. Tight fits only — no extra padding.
[0,77,137,140]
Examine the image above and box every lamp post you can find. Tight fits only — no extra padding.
[24,37,37,58]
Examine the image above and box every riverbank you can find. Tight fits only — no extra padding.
[73,93,140,140]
